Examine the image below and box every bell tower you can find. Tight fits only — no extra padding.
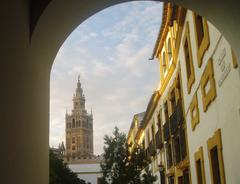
[65,75,94,162]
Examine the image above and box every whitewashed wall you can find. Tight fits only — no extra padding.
[179,10,240,184]
[68,163,102,184]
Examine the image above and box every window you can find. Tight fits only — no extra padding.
[72,145,75,151]
[175,73,182,100]
[194,147,206,184]
[183,22,195,94]
[169,87,176,114]
[177,169,190,184]
[66,138,70,149]
[72,137,75,144]
[231,48,238,68]
[162,51,167,75]
[151,124,155,145]
[160,169,166,184]
[200,58,216,112]
[193,13,210,67]
[166,142,173,168]
[163,100,169,121]
[168,176,174,184]
[178,176,183,184]
[77,136,81,148]
[158,110,162,127]
[72,118,75,128]
[174,135,181,164]
[183,168,190,184]
[207,129,225,184]
[168,37,173,63]
[179,126,187,160]
[189,93,200,131]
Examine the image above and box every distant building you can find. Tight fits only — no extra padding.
[127,112,145,153]
[64,76,103,184]
[65,76,94,163]
[68,155,103,184]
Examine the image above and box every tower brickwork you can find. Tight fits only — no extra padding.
[65,76,93,161]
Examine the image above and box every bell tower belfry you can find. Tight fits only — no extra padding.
[65,75,94,162]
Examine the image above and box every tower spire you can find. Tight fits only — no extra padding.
[76,74,83,96]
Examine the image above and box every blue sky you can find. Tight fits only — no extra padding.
[50,1,163,154]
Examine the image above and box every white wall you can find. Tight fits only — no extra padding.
[179,11,240,184]
[69,163,102,184]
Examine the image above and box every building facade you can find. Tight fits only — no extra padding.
[65,76,94,162]
[128,3,240,184]
[68,155,103,184]
[127,112,145,153]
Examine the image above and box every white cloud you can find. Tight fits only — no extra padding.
[50,1,163,154]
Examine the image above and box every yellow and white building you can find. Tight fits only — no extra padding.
[128,2,240,184]
[127,112,146,153]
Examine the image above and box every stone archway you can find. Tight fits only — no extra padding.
[0,1,239,184]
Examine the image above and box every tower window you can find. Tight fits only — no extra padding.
[72,137,75,144]
[72,118,75,128]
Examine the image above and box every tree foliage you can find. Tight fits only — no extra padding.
[100,127,157,184]
[141,166,157,184]
[49,149,88,184]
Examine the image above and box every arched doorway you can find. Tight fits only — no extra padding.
[0,1,239,184]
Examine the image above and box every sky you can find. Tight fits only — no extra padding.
[50,1,163,155]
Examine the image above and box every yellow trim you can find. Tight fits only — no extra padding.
[183,22,195,94]
[189,93,200,131]
[194,147,206,184]
[159,53,164,84]
[192,13,210,67]
[200,58,216,112]
[166,32,174,67]
[231,48,238,68]
[164,35,170,69]
[158,64,176,96]
[207,129,226,184]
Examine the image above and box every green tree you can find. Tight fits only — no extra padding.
[49,149,88,184]
[127,145,150,184]
[100,127,157,184]
[141,166,157,184]
[100,127,128,184]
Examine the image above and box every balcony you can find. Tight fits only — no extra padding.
[169,101,184,135]
[155,130,163,149]
[179,127,187,160]
[145,147,150,160]
[176,100,184,125]
[170,109,178,134]
[163,120,170,141]
[148,141,156,156]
